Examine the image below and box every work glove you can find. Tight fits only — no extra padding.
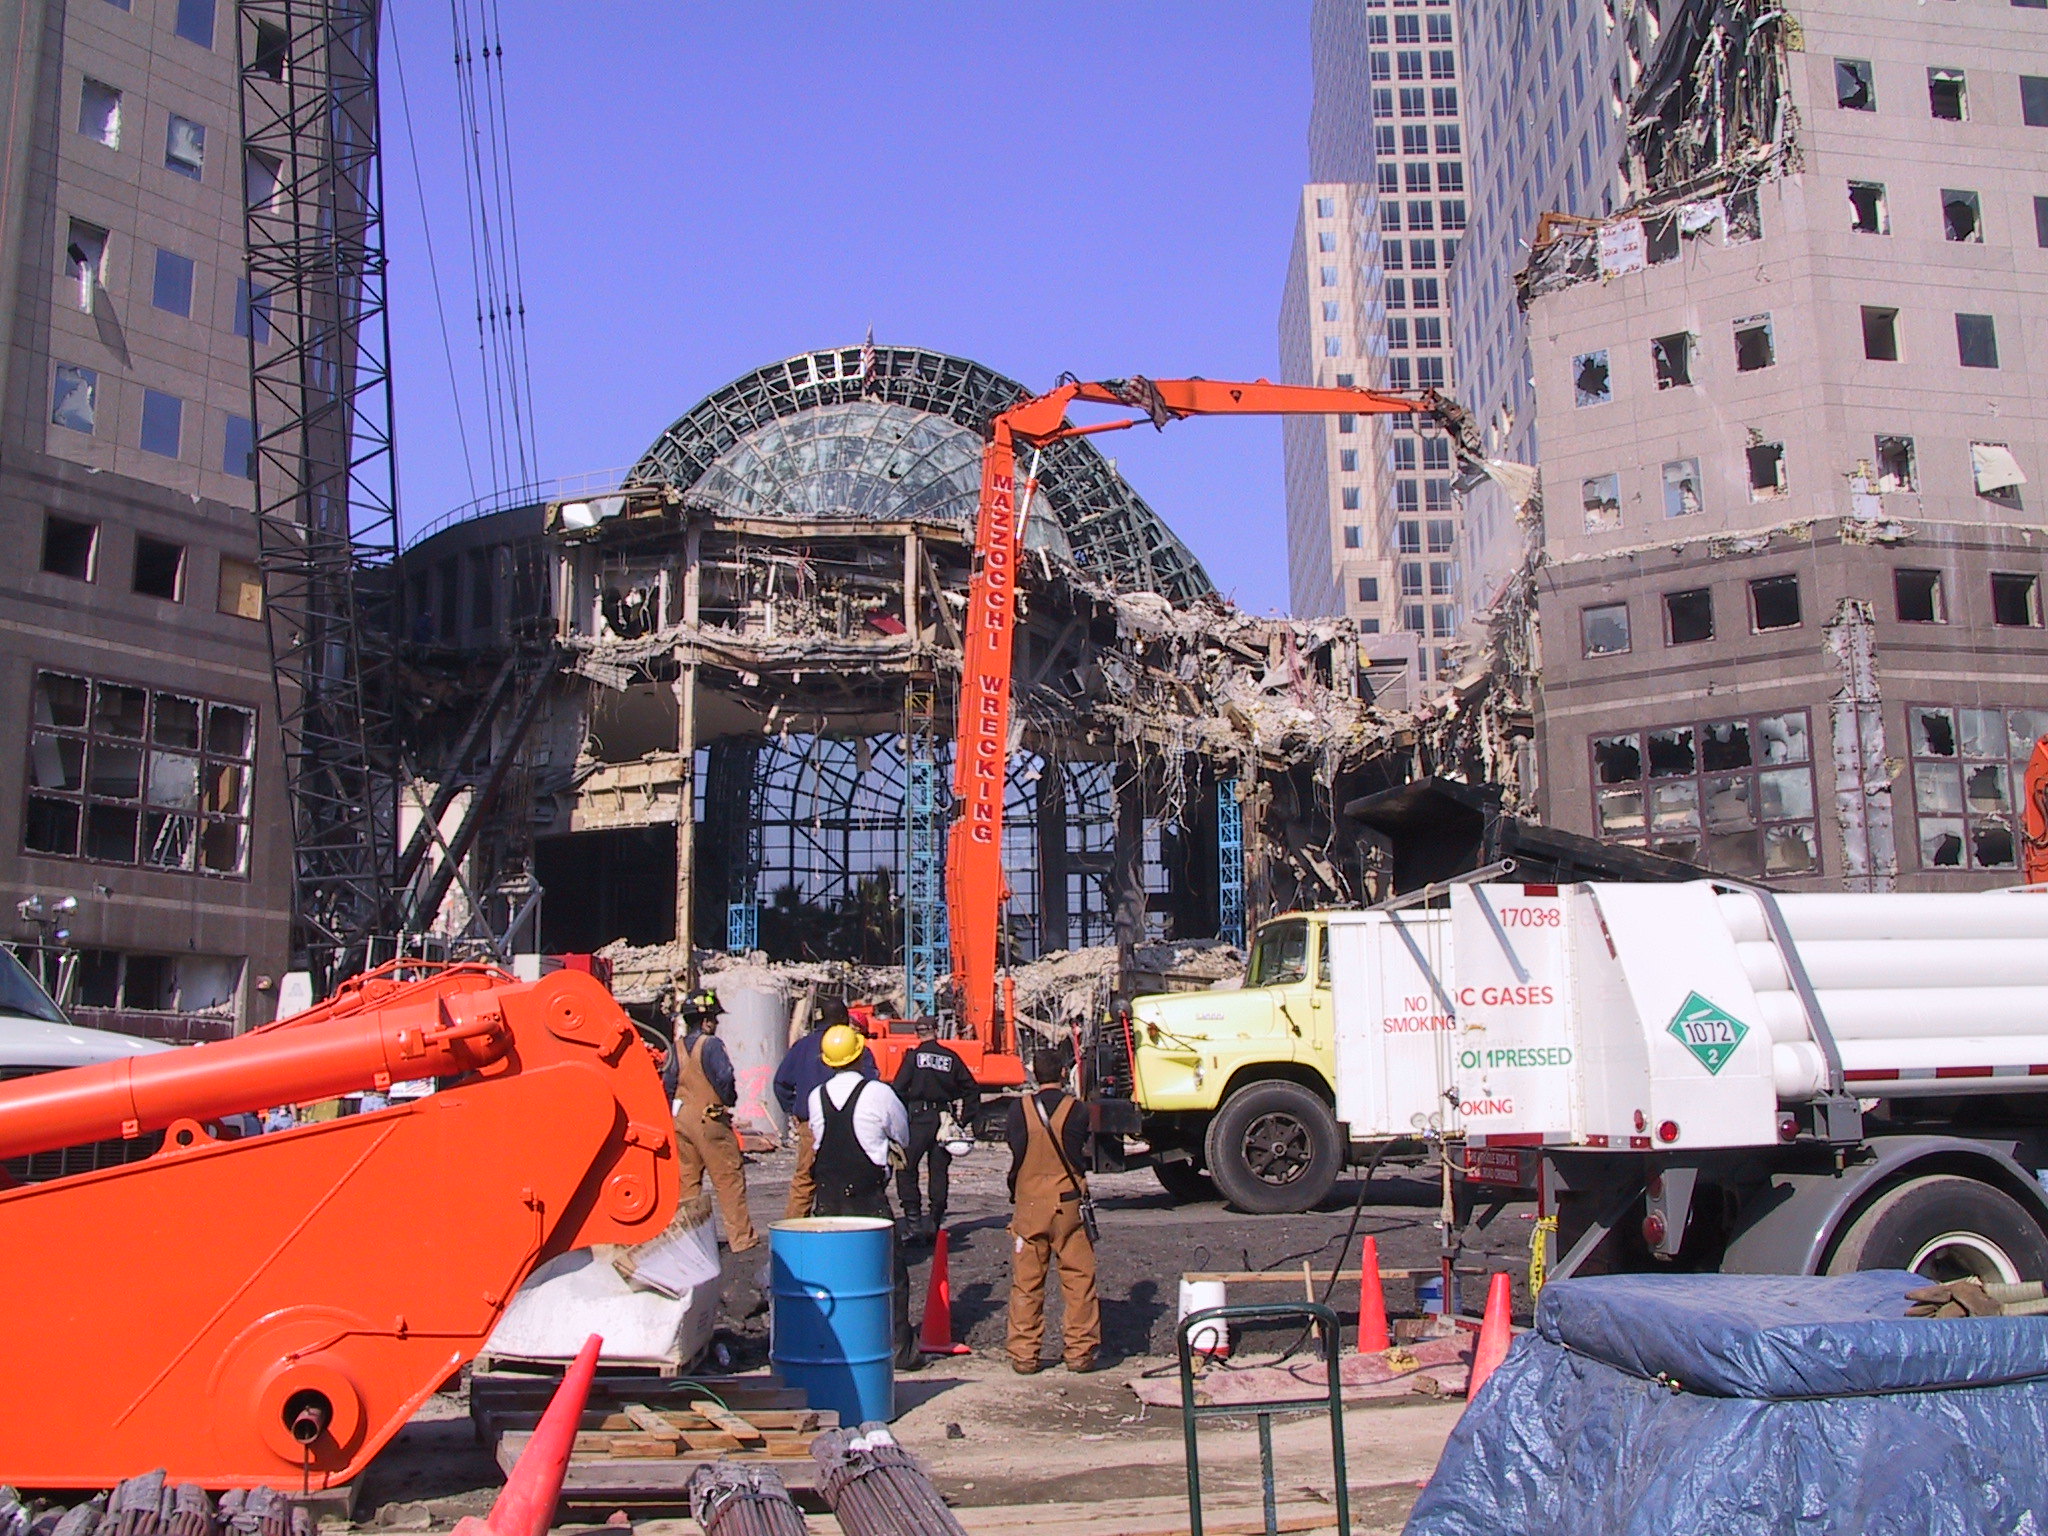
[1905,1279,2048,1317]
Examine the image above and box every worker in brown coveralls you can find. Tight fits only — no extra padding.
[674,988,760,1252]
[1005,1049,1100,1373]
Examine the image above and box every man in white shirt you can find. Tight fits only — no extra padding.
[805,1023,920,1369]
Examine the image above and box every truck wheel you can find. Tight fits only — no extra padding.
[1153,1160,1216,1203]
[1826,1175,2048,1283]
[1205,1081,1341,1215]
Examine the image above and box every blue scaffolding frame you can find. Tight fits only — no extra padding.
[1217,778,1245,949]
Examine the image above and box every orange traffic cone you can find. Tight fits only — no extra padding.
[920,1228,971,1355]
[1466,1272,1513,1402]
[455,1333,602,1536]
[1357,1236,1391,1353]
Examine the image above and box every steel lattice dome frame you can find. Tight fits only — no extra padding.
[627,344,1214,602]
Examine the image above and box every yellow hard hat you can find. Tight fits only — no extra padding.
[820,1023,865,1069]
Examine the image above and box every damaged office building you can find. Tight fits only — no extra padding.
[394,346,1427,1010]
[1503,0,2047,889]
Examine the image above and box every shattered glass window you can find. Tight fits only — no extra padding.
[1848,181,1888,235]
[1581,602,1630,656]
[1592,734,1642,784]
[1835,59,1875,112]
[1928,67,1967,122]
[1599,710,1817,873]
[1661,458,1702,519]
[1908,703,2035,870]
[1582,473,1621,532]
[1573,350,1611,406]
[1941,189,1983,243]
[1733,315,1774,372]
[1750,576,1801,633]
[1651,333,1693,389]
[1992,573,2042,629]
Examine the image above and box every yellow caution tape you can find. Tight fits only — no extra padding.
[1528,1215,1559,1299]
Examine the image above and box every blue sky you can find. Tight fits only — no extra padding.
[382,3,1313,613]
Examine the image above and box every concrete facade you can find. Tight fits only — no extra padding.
[1524,0,2048,889]
[0,0,289,1036]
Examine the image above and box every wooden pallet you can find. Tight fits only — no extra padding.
[470,1369,814,1445]
[482,1379,837,1500]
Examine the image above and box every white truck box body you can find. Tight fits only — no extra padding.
[1455,882,2048,1152]
[1327,909,1464,1139]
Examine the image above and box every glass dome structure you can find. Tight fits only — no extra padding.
[628,344,1213,601]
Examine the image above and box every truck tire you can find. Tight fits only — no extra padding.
[1153,1160,1216,1203]
[1825,1174,2048,1283]
[1204,1081,1342,1215]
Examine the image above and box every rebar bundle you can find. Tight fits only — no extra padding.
[685,1464,805,1536]
[0,1475,309,1536]
[812,1424,968,1536]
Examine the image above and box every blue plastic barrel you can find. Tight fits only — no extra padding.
[769,1216,895,1424]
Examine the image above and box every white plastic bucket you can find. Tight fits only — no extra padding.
[1178,1278,1230,1355]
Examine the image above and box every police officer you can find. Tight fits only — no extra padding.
[807,1023,920,1370]
[890,1017,980,1240]
[674,988,759,1252]
[774,997,876,1220]
[1005,1050,1100,1374]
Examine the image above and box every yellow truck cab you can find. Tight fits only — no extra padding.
[1128,910,1346,1212]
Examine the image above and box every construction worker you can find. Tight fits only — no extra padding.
[1005,1049,1100,1374]
[807,1022,921,1371]
[673,988,760,1253]
[773,997,875,1220]
[890,1017,980,1240]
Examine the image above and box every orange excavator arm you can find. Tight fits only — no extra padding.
[0,962,678,1489]
[947,376,1472,1052]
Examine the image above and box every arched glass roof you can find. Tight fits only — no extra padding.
[628,344,1213,601]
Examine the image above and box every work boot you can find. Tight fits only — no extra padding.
[1010,1359,1044,1375]
[1066,1355,1102,1374]
[920,1212,940,1241]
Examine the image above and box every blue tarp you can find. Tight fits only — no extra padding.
[1406,1272,2048,1536]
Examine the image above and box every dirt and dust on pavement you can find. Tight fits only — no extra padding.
[353,1138,1533,1532]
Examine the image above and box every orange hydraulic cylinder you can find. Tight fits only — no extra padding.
[0,973,510,1161]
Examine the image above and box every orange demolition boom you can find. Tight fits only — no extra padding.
[946,376,1471,1054]
[0,962,677,1490]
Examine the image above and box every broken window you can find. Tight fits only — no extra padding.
[1993,573,2042,628]
[1894,568,1946,624]
[1956,313,1999,369]
[245,149,280,209]
[1582,472,1621,532]
[1941,188,1982,243]
[1664,588,1714,645]
[1633,212,1674,265]
[1651,332,1693,388]
[1847,181,1888,235]
[217,555,262,620]
[1835,58,1875,111]
[1647,727,1697,778]
[1573,349,1611,406]
[23,670,253,874]
[1908,703,2038,870]
[1873,435,1916,493]
[1662,458,1702,519]
[42,514,97,581]
[65,220,107,312]
[1581,602,1631,657]
[1593,734,1643,785]
[1701,720,1752,772]
[1733,314,1774,372]
[52,364,97,434]
[1749,575,1801,633]
[1862,306,1899,362]
[252,19,288,79]
[1746,441,1787,501]
[133,536,185,601]
[78,78,121,147]
[1971,442,2027,505]
[165,114,205,180]
[1928,67,1967,121]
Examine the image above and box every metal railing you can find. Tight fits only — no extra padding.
[405,466,634,549]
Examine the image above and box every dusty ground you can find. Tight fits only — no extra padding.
[351,1139,1531,1531]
